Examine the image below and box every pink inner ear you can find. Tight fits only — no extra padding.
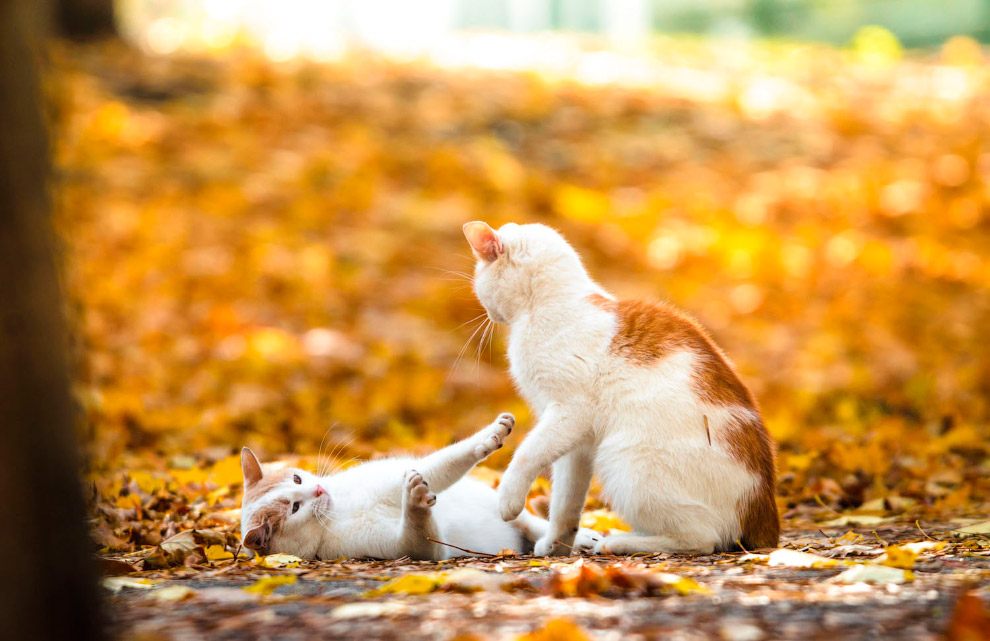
[463,221,502,262]
[241,447,263,486]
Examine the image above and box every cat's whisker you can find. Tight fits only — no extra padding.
[316,425,335,478]
[323,434,357,476]
[475,318,494,386]
[447,315,489,382]
[331,456,360,473]
[450,312,487,333]
[317,431,346,478]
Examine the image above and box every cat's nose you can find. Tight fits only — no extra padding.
[314,485,326,497]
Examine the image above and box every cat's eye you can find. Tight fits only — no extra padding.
[291,501,300,514]
[293,474,301,484]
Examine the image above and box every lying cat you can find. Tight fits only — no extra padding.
[463,221,780,556]
[239,412,600,560]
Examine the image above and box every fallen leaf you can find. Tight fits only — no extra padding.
[518,618,591,641]
[877,544,918,569]
[829,564,914,584]
[767,549,839,568]
[152,585,196,602]
[821,515,892,527]
[205,545,233,561]
[364,573,444,597]
[954,522,990,538]
[102,577,157,592]
[947,591,990,641]
[97,558,137,576]
[579,509,629,533]
[258,553,302,568]
[243,575,297,595]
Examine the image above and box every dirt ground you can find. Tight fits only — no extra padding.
[102,522,990,640]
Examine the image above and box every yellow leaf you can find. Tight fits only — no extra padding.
[579,509,629,534]
[835,531,864,545]
[518,618,591,641]
[258,553,302,569]
[208,455,245,488]
[171,467,207,487]
[654,573,712,596]
[115,494,142,510]
[243,575,296,595]
[205,545,233,561]
[364,573,442,597]
[129,471,164,494]
[877,545,917,570]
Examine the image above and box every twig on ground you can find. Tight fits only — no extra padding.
[915,520,937,541]
[426,537,495,557]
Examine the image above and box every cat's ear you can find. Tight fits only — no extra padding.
[241,447,263,486]
[463,221,503,262]
[243,522,271,551]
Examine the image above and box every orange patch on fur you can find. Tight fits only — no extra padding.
[244,467,293,504]
[590,294,780,548]
[725,415,780,549]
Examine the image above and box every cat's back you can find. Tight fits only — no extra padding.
[589,295,756,406]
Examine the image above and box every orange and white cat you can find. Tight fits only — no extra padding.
[464,221,779,556]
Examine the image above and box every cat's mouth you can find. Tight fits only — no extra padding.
[486,310,507,324]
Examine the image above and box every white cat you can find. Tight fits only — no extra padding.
[239,412,600,560]
[463,221,779,556]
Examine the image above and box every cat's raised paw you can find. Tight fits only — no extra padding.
[403,469,436,509]
[474,412,514,459]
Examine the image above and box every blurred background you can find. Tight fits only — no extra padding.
[52,0,989,520]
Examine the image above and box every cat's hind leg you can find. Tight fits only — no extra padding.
[416,413,514,493]
[592,531,718,555]
[397,470,442,560]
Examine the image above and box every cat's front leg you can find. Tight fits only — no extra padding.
[534,447,594,556]
[498,402,587,522]
[397,470,441,560]
[416,412,514,493]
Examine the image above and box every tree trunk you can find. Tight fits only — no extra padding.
[55,0,116,39]
[0,2,103,640]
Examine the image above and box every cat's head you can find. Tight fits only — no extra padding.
[239,447,331,558]
[463,221,594,324]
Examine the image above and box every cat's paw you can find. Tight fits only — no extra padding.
[497,483,526,522]
[403,470,436,510]
[533,534,578,557]
[573,528,601,552]
[474,412,514,460]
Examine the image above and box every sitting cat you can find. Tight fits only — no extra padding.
[239,412,600,560]
[463,221,779,556]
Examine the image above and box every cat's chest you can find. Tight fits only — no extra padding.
[507,322,597,400]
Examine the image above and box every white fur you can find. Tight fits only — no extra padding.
[241,414,600,560]
[471,223,759,555]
